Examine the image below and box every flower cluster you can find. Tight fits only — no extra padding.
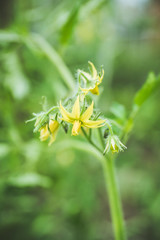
[27,62,126,155]
[60,96,105,136]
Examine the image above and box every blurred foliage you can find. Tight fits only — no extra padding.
[0,0,160,239]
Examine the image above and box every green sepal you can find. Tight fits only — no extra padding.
[33,113,48,133]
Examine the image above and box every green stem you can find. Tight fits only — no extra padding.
[81,127,126,240]
[101,155,127,240]
[47,106,59,115]
[81,127,102,153]
[98,128,105,148]
[105,120,114,135]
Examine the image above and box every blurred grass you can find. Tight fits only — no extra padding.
[0,0,160,239]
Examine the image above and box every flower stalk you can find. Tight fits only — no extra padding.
[82,128,127,240]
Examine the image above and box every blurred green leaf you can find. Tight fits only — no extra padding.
[0,31,20,43]
[79,0,106,19]
[4,52,30,99]
[134,73,160,106]
[53,139,102,163]
[28,33,75,91]
[8,173,52,188]
[0,144,11,158]
[110,102,126,120]
[60,3,80,44]
[32,215,56,236]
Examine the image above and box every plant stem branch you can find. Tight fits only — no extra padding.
[47,106,59,115]
[81,127,102,154]
[98,128,105,148]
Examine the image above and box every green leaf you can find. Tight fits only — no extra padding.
[134,73,160,106]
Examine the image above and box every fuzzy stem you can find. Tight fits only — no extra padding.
[82,127,127,240]
[101,155,127,240]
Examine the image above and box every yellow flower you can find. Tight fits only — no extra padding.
[39,120,59,145]
[79,61,104,95]
[60,96,105,136]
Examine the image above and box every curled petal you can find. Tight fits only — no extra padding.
[59,102,74,123]
[83,119,105,128]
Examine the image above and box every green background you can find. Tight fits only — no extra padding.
[0,0,160,239]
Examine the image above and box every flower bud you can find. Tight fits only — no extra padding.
[48,120,59,146]
[103,135,127,155]
[78,61,104,95]
[39,120,59,145]
[39,124,50,141]
[49,119,59,133]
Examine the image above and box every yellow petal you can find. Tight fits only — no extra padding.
[48,132,57,146]
[90,84,99,95]
[72,120,81,136]
[40,124,50,141]
[49,120,59,133]
[81,101,94,122]
[59,102,74,123]
[72,96,80,119]
[83,119,105,128]
[88,61,97,79]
